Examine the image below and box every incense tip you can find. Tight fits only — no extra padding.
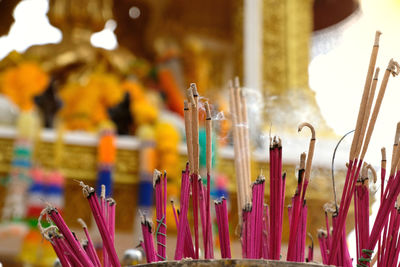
[388,59,400,77]
[228,79,233,89]
[77,180,95,198]
[190,83,199,97]
[152,169,162,188]
[381,147,386,160]
[107,197,116,206]
[204,102,211,119]
[186,87,195,103]
[234,76,240,88]
[77,218,87,229]
[101,184,106,199]
[317,229,327,238]
[300,152,306,169]
[374,30,382,46]
[373,67,380,80]
[298,122,316,140]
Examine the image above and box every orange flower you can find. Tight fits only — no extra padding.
[0,62,49,111]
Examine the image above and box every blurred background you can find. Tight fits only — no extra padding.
[0,0,399,266]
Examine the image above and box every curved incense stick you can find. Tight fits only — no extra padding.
[298,122,316,183]
[360,59,400,160]
[331,130,355,211]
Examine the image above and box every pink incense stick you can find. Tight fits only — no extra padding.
[107,198,116,266]
[318,230,328,265]
[306,233,314,263]
[51,235,72,267]
[154,170,166,261]
[78,218,101,267]
[141,219,157,263]
[175,165,192,260]
[80,183,121,267]
[191,173,200,259]
[100,185,109,267]
[162,171,167,260]
[221,197,231,258]
[46,207,94,267]
[57,234,85,267]
[262,204,270,259]
[198,179,207,255]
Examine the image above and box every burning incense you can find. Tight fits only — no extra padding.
[229,79,251,221]
[329,30,399,264]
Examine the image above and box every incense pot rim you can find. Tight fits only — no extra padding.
[135,259,331,266]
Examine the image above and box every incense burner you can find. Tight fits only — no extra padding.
[135,259,330,267]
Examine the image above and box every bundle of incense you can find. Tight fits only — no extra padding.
[328,30,400,265]
[38,182,121,267]
[377,124,400,266]
[80,183,121,267]
[318,230,329,264]
[269,136,285,260]
[141,217,157,263]
[185,84,201,259]
[376,205,400,267]
[215,197,231,258]
[241,175,266,258]
[184,85,213,259]
[171,199,195,258]
[153,170,167,261]
[228,78,251,220]
[354,164,375,264]
[174,164,193,260]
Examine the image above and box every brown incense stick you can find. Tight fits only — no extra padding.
[236,77,251,203]
[190,83,200,175]
[184,100,194,173]
[229,80,245,219]
[355,67,380,157]
[298,122,316,182]
[233,80,248,202]
[360,59,400,160]
[350,31,381,160]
